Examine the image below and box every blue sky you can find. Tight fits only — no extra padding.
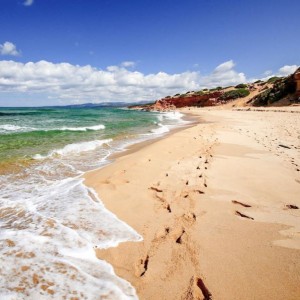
[0,0,299,106]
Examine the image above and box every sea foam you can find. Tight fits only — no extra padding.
[0,124,36,133]
[151,123,170,134]
[0,124,105,134]
[33,139,112,159]
[157,111,185,122]
[0,170,141,299]
[59,124,105,131]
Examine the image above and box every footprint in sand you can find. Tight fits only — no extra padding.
[184,276,212,300]
[154,193,171,213]
[194,189,205,194]
[154,226,170,240]
[285,204,299,209]
[235,210,254,220]
[150,186,163,193]
[135,255,149,277]
[232,200,252,208]
[163,203,172,213]
[170,227,186,244]
[182,212,197,225]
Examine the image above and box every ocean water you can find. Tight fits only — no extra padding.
[0,106,187,299]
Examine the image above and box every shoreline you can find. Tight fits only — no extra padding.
[0,108,198,299]
[84,107,300,299]
[111,112,199,160]
[84,111,198,175]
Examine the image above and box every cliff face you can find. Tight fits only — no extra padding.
[142,91,223,111]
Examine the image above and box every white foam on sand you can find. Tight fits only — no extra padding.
[0,171,141,299]
[144,111,188,137]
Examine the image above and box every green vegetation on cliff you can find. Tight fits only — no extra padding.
[251,75,296,106]
[267,76,281,83]
[235,83,247,88]
[209,86,223,91]
[195,90,205,96]
[220,88,250,100]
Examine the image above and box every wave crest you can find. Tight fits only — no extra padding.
[33,139,113,159]
[0,124,105,134]
[150,123,170,134]
[60,124,105,131]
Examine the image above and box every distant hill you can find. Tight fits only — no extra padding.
[43,100,153,109]
[0,100,154,109]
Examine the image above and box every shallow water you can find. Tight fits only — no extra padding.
[0,107,187,299]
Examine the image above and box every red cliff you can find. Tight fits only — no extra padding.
[148,91,223,110]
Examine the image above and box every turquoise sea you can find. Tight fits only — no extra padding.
[0,106,187,299]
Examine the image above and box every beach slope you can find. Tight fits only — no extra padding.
[85,108,300,300]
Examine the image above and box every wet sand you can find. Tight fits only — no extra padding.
[84,107,300,300]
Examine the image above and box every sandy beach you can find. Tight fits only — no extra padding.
[84,107,300,300]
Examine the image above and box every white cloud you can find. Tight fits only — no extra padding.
[23,0,34,6]
[0,59,297,105]
[277,65,298,76]
[0,42,21,56]
[202,60,246,88]
[213,60,235,73]
[261,64,299,81]
[0,60,200,103]
[121,61,136,68]
[263,70,272,76]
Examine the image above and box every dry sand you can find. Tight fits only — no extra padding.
[84,107,300,300]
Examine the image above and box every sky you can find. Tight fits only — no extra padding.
[0,0,299,106]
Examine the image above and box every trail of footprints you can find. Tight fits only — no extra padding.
[138,132,216,299]
[140,127,299,298]
[139,127,295,298]
[135,122,299,298]
[144,129,294,297]
[139,128,298,297]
